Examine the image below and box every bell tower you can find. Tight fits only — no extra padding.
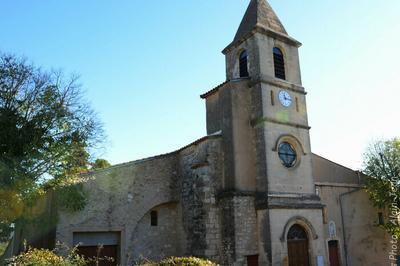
[221,0,315,195]
[201,1,326,264]
[224,0,302,84]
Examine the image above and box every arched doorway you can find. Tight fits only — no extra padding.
[287,224,310,266]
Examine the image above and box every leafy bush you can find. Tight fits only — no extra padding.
[142,257,218,266]
[0,241,8,256]
[7,250,216,266]
[7,248,89,266]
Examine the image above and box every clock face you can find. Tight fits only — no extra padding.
[278,90,292,107]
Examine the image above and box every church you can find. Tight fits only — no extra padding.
[52,0,390,265]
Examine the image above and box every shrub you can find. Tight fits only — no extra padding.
[142,257,218,266]
[0,241,8,256]
[7,247,89,266]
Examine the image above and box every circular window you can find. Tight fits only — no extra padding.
[278,142,297,168]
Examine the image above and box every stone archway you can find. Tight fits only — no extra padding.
[280,216,318,242]
[287,224,310,266]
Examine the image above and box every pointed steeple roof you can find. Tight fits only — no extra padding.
[223,0,301,53]
[234,0,287,42]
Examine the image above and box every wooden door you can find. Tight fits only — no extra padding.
[328,241,340,266]
[287,224,310,266]
[288,240,309,266]
[77,245,118,266]
[247,255,259,266]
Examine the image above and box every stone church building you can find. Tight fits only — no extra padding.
[54,1,390,265]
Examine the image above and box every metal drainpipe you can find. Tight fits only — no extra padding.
[339,171,363,266]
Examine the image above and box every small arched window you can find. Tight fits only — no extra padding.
[273,47,286,80]
[239,50,249,78]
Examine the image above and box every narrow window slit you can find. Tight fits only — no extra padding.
[239,50,249,78]
[151,210,158,226]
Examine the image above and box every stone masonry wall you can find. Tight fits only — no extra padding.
[130,202,184,262]
[179,136,223,261]
[218,194,259,266]
[219,197,236,265]
[56,153,182,265]
[56,136,224,265]
[232,196,258,263]
[342,190,390,265]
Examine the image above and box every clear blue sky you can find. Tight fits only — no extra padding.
[1,0,399,170]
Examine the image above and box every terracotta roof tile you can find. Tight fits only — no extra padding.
[200,80,229,99]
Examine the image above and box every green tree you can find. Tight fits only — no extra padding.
[91,159,111,170]
[363,138,400,236]
[0,53,107,235]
